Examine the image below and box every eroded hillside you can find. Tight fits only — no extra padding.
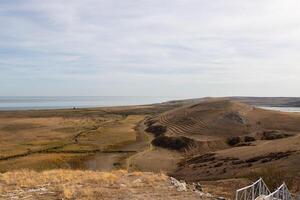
[141,99,300,192]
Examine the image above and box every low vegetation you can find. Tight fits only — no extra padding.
[145,125,166,137]
[0,109,145,172]
[151,136,195,151]
[227,136,255,146]
[0,170,203,200]
[226,137,241,146]
[245,166,300,192]
[261,130,293,140]
[244,136,256,142]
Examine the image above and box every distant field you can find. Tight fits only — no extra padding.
[0,106,164,172]
[0,102,182,172]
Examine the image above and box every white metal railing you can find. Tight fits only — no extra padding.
[236,178,270,200]
[264,183,293,200]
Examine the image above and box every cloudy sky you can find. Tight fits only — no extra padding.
[1,0,300,98]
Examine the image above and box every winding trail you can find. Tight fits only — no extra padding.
[84,116,152,171]
[0,115,151,173]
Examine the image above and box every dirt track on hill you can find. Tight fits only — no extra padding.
[84,118,152,171]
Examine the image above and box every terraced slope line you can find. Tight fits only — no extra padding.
[148,99,300,138]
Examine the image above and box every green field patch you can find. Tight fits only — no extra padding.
[52,126,78,134]
[1,123,44,132]
[58,143,98,152]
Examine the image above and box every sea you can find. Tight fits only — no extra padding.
[1,97,300,112]
[0,96,175,111]
[259,106,300,113]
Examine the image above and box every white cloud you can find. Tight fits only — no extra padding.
[1,0,300,96]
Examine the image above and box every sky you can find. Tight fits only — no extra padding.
[0,0,300,98]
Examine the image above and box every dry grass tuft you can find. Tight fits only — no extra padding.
[62,185,77,199]
[245,166,300,192]
[0,169,203,200]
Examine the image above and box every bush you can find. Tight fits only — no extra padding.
[244,136,256,142]
[261,130,293,140]
[145,125,166,137]
[226,137,241,146]
[151,136,195,151]
[245,166,297,191]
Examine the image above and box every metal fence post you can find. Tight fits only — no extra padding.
[252,185,255,200]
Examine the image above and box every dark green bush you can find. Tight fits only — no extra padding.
[244,136,256,142]
[226,137,241,146]
[262,130,293,140]
[145,125,166,137]
[151,136,195,151]
[245,166,297,191]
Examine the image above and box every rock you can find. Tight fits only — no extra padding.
[170,177,187,192]
[206,193,213,198]
[196,191,213,198]
[133,179,142,184]
[190,182,203,192]
[195,182,203,192]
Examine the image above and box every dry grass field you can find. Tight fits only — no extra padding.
[0,113,144,172]
[0,106,166,172]
[0,170,212,200]
[1,98,300,199]
[0,102,181,173]
[0,169,249,200]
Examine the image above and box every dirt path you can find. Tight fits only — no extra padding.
[84,116,152,171]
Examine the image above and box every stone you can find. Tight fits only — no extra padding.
[170,177,187,192]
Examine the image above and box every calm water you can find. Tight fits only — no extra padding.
[260,106,300,112]
[0,96,175,110]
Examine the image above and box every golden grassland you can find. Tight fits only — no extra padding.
[0,169,251,200]
[0,169,202,200]
[0,107,147,172]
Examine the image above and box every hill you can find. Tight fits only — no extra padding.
[145,99,300,142]
[140,99,300,193]
[164,97,300,107]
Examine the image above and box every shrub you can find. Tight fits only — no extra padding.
[151,136,195,151]
[145,125,166,137]
[144,119,156,127]
[226,137,241,146]
[245,166,297,191]
[261,130,293,140]
[244,136,256,142]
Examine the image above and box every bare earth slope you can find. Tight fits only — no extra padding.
[146,99,300,140]
[142,99,300,193]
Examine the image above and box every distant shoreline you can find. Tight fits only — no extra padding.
[1,96,300,111]
[259,106,300,112]
[0,96,176,111]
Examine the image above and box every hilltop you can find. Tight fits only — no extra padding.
[144,99,300,146]
[165,97,300,107]
[139,99,300,193]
